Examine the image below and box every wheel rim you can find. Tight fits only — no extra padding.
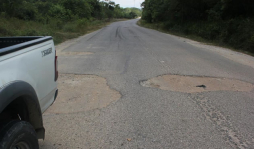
[14,141,30,149]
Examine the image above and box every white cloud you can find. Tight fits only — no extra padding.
[112,0,144,8]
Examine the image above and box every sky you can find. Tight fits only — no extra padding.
[113,0,144,8]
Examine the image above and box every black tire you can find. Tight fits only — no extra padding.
[0,120,39,149]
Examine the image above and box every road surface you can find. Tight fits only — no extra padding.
[40,19,254,149]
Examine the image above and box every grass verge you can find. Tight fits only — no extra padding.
[0,17,127,45]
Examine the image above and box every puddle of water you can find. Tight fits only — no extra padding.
[141,75,254,93]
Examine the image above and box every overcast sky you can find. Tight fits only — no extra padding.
[113,0,144,8]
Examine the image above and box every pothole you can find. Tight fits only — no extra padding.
[46,74,121,114]
[58,51,93,56]
[140,75,254,93]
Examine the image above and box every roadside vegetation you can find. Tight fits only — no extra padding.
[0,0,142,44]
[140,0,254,55]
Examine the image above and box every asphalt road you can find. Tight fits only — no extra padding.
[40,19,254,149]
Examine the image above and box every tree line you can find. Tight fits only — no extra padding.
[141,0,254,54]
[0,0,142,43]
[0,0,141,22]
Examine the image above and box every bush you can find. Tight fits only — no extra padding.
[62,23,78,32]
[77,19,89,28]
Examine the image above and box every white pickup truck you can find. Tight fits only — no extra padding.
[0,36,58,149]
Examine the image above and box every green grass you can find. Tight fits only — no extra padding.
[137,20,254,56]
[0,17,124,45]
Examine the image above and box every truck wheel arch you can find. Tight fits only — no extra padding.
[0,81,45,139]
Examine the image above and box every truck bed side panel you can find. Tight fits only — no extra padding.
[0,40,57,113]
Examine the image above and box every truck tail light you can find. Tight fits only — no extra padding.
[55,51,58,81]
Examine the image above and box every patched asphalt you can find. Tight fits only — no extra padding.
[40,19,254,149]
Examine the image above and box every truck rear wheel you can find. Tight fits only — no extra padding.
[0,120,39,149]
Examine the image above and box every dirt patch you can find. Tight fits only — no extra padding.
[141,75,254,93]
[46,74,121,114]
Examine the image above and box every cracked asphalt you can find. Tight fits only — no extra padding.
[39,19,254,149]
